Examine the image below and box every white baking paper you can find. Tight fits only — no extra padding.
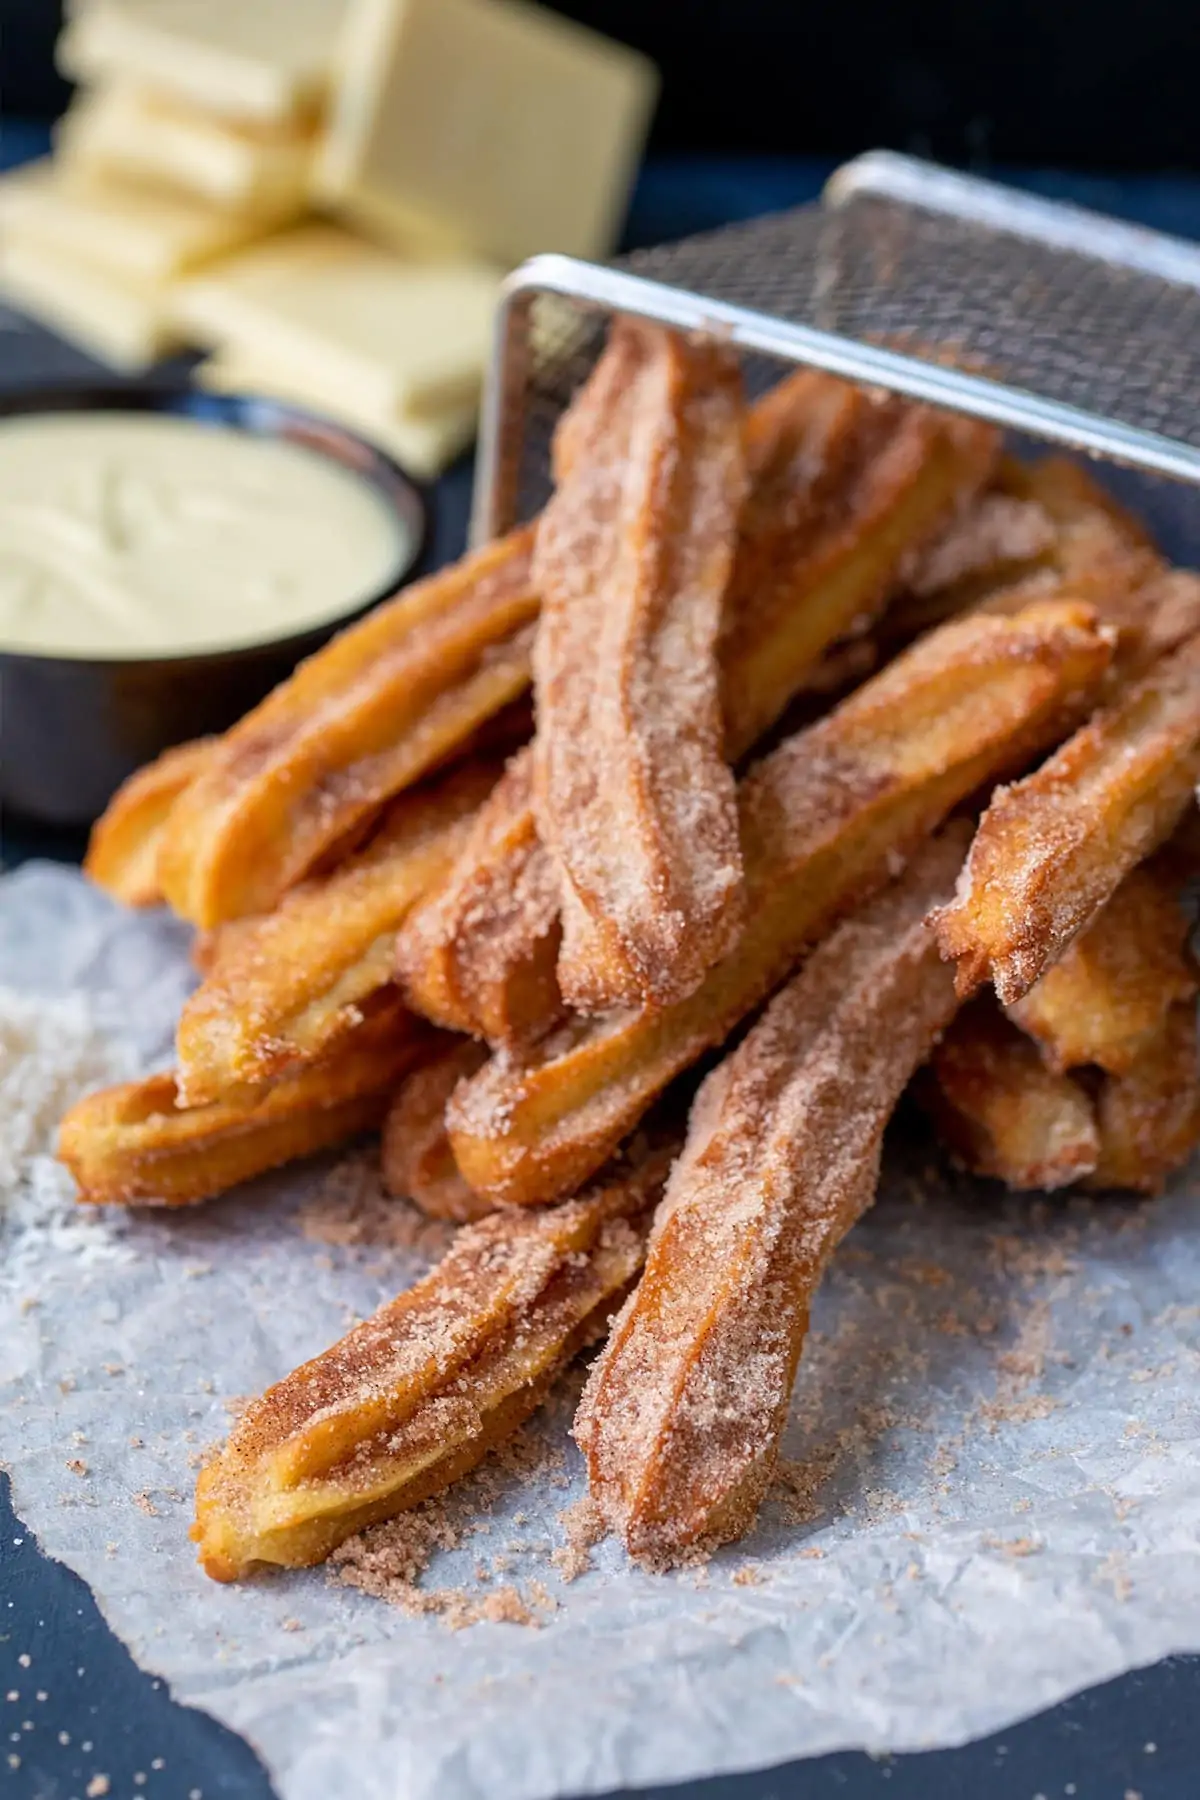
[4,859,1200,1800]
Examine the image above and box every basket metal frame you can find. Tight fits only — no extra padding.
[471,151,1200,547]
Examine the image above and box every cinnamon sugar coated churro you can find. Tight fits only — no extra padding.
[54,321,1200,1585]
[721,372,999,754]
[382,1038,490,1222]
[397,371,1000,1047]
[158,525,538,928]
[933,631,1200,1004]
[193,1148,672,1579]
[84,735,217,907]
[59,994,429,1207]
[1005,857,1197,1076]
[394,746,564,1048]
[921,1000,1101,1191]
[449,598,1113,1208]
[175,761,497,1106]
[1088,1002,1200,1195]
[532,320,747,1011]
[576,828,968,1562]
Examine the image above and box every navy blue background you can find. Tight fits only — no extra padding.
[4,130,1200,1798]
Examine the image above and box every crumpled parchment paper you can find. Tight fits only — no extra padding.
[4,859,1200,1800]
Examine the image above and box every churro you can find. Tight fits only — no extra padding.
[932,631,1200,1005]
[921,999,1100,1190]
[175,761,497,1106]
[394,747,563,1048]
[1088,1002,1200,1195]
[532,320,747,1011]
[721,371,999,754]
[59,993,428,1207]
[193,1147,672,1579]
[1006,857,1197,1076]
[158,525,538,928]
[381,1038,490,1223]
[576,828,967,1562]
[399,373,1000,1045]
[1003,455,1156,576]
[449,598,1113,1208]
[84,736,216,907]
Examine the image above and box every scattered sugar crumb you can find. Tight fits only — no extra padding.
[552,1496,604,1582]
[66,1459,88,1477]
[732,1565,764,1587]
[133,1491,159,1517]
[982,1535,1041,1558]
[86,1777,109,1797]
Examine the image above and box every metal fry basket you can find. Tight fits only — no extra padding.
[471,150,1200,554]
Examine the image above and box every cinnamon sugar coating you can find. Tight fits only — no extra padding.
[158,526,538,928]
[381,1038,490,1223]
[193,1148,672,1579]
[921,998,1101,1191]
[395,747,564,1050]
[932,631,1200,1005]
[449,598,1113,1209]
[1006,853,1198,1076]
[532,320,748,1012]
[176,761,497,1106]
[576,827,968,1562]
[59,991,429,1207]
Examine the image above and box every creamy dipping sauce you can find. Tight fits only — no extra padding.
[0,411,411,657]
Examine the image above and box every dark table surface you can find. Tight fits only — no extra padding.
[4,131,1200,1799]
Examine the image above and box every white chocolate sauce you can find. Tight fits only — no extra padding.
[0,411,409,657]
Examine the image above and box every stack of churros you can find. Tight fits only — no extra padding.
[60,319,1200,1580]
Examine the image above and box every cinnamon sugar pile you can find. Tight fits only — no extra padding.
[331,1509,547,1629]
[331,1425,573,1626]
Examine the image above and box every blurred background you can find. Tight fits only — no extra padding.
[5,0,1200,168]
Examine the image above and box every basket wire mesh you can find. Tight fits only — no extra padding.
[471,151,1200,548]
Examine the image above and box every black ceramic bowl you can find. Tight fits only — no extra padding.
[0,383,429,827]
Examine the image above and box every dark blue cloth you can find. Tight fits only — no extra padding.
[4,137,1200,1798]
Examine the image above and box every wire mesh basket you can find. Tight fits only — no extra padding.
[471,150,1200,557]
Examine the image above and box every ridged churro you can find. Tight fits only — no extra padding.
[175,762,497,1106]
[721,371,999,754]
[193,1146,672,1579]
[381,1038,490,1223]
[921,999,1100,1191]
[398,373,1000,1046]
[394,747,564,1049]
[449,598,1113,1209]
[932,631,1200,1005]
[84,736,216,907]
[576,828,967,1563]
[158,526,538,928]
[532,320,748,1011]
[59,993,428,1208]
[1088,1002,1200,1195]
[1006,858,1197,1076]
